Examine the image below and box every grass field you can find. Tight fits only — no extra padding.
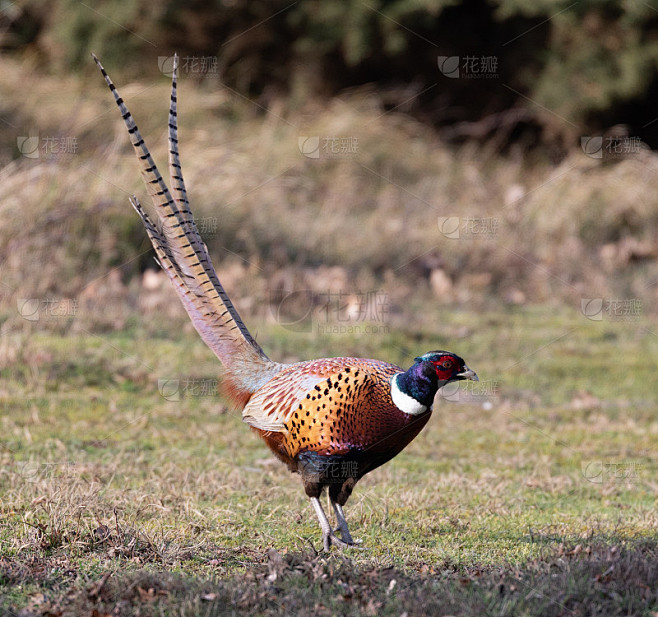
[1,305,657,616]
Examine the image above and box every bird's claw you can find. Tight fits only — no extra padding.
[323,531,347,551]
[333,526,354,544]
[323,531,363,551]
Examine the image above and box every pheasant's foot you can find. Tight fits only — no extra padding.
[322,530,352,551]
[313,496,363,551]
[333,525,355,545]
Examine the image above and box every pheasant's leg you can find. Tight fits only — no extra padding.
[310,497,348,551]
[325,492,351,540]
[330,500,355,545]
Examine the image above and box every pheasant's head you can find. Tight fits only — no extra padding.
[392,350,478,415]
[413,350,478,383]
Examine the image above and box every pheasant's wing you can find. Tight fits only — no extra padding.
[93,54,277,387]
[243,358,400,435]
[242,359,346,432]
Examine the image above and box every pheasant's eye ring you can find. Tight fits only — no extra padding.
[441,360,453,369]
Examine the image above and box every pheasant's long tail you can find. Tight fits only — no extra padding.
[93,53,282,405]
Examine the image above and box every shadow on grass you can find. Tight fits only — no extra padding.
[2,536,656,617]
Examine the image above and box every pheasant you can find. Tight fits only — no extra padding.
[93,54,478,550]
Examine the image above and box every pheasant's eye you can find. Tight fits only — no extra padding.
[441,360,453,369]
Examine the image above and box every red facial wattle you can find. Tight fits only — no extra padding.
[431,358,460,381]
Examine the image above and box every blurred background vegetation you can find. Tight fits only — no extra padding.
[4,0,658,148]
[1,0,657,333]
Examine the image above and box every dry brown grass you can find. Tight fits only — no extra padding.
[1,56,658,329]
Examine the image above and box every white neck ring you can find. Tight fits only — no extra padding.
[390,374,429,416]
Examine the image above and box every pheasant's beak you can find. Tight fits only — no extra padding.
[456,366,478,381]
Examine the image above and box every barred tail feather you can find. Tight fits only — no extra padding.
[93,53,282,403]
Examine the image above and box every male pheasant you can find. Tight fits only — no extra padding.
[93,54,478,550]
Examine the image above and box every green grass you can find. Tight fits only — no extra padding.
[1,306,657,615]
